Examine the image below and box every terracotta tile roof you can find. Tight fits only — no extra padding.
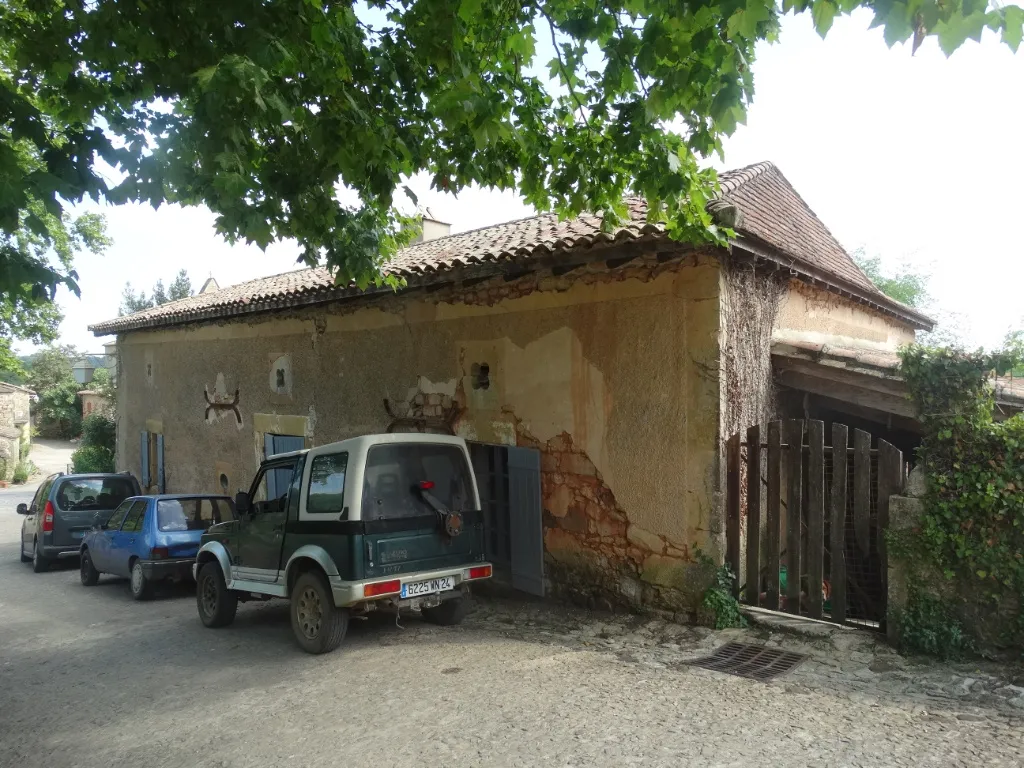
[91,162,926,335]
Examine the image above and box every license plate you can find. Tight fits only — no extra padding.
[401,576,454,599]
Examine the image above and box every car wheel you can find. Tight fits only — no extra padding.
[80,550,100,586]
[422,596,468,626]
[129,559,152,601]
[290,571,348,654]
[32,540,48,573]
[196,561,237,628]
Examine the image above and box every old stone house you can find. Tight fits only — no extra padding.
[0,382,33,481]
[90,162,931,613]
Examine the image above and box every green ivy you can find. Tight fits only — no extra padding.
[695,549,747,630]
[896,588,971,660]
[899,345,1024,649]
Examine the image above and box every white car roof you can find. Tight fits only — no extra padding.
[266,432,468,461]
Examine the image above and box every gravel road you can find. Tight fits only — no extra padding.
[0,490,1021,768]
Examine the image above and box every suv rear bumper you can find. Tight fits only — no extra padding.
[329,563,493,608]
[42,544,82,559]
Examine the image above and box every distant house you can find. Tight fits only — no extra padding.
[90,162,935,612]
[0,382,33,480]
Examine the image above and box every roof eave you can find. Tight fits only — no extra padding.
[731,236,935,331]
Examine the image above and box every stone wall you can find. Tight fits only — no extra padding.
[115,249,724,614]
[887,467,1020,655]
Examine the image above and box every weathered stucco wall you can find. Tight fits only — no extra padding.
[115,252,724,613]
[775,280,916,351]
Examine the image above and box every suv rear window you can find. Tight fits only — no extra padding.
[362,443,474,520]
[55,478,136,511]
[158,498,233,531]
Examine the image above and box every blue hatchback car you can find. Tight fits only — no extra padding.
[79,494,235,600]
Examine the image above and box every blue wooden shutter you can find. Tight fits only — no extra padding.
[507,446,544,596]
[156,434,165,493]
[140,431,150,488]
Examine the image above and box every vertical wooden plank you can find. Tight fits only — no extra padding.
[744,425,762,606]
[156,433,165,494]
[853,430,872,556]
[764,421,782,610]
[140,431,150,489]
[785,419,804,615]
[805,420,825,619]
[830,423,849,624]
[725,433,742,598]
[877,439,903,619]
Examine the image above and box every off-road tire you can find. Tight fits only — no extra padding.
[32,540,48,573]
[129,559,152,600]
[422,596,468,626]
[80,550,100,586]
[196,561,237,628]
[290,571,348,654]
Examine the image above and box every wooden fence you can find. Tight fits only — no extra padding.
[725,419,905,627]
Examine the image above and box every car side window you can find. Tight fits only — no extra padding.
[307,453,348,514]
[30,476,55,513]
[120,500,149,532]
[251,461,297,516]
[105,500,134,530]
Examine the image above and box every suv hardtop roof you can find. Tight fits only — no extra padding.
[266,433,469,463]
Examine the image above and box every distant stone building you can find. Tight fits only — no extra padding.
[0,382,33,481]
[90,162,933,613]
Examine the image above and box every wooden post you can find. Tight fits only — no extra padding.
[765,421,782,610]
[785,419,804,615]
[830,423,849,624]
[853,430,871,556]
[745,424,762,606]
[806,420,825,619]
[726,433,741,597]
[877,439,903,622]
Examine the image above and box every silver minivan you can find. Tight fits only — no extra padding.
[17,473,140,572]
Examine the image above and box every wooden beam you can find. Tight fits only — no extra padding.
[774,369,918,418]
[765,421,782,611]
[830,423,849,624]
[784,419,804,614]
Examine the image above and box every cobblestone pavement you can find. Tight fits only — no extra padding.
[0,502,1022,767]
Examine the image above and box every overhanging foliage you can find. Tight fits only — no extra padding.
[2,0,1021,313]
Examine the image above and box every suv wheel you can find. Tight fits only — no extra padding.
[80,550,100,586]
[129,559,153,600]
[422,596,468,626]
[32,540,48,573]
[196,561,237,628]
[290,571,348,654]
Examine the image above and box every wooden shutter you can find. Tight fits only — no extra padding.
[508,446,544,597]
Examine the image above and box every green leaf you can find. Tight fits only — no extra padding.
[812,0,839,37]
[1004,6,1024,52]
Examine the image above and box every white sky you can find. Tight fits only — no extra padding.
[30,10,1024,354]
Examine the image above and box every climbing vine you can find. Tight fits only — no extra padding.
[898,345,1024,648]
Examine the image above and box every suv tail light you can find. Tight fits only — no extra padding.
[466,565,492,580]
[42,501,55,532]
[363,580,401,598]
[150,547,170,560]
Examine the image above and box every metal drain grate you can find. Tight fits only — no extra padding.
[686,642,807,681]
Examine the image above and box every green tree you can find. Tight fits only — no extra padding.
[853,248,929,308]
[2,0,1020,307]
[168,269,193,301]
[89,366,116,401]
[151,279,168,306]
[27,345,82,438]
[119,283,152,316]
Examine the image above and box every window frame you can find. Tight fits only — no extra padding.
[248,458,299,517]
[305,452,349,515]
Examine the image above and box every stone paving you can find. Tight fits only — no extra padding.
[468,595,1024,724]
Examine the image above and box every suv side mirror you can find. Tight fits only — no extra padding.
[16,503,28,515]
[234,491,251,515]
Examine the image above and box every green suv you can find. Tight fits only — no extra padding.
[193,433,491,653]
